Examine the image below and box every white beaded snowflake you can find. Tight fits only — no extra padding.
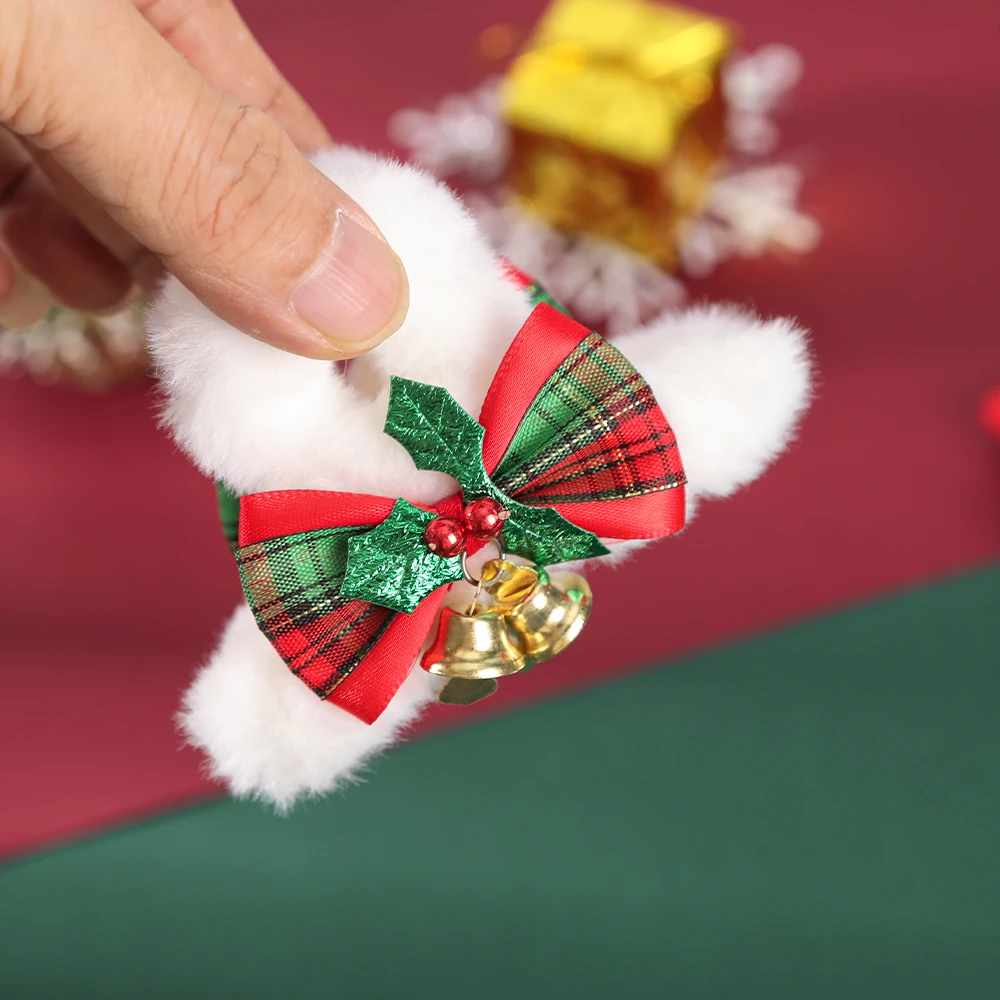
[0,298,147,390]
[388,78,509,183]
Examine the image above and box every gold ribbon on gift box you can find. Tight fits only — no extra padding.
[500,0,736,264]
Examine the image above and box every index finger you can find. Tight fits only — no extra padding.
[134,0,332,152]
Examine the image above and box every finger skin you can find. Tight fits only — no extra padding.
[20,144,166,293]
[0,256,50,328]
[0,249,13,301]
[0,129,132,310]
[0,0,406,359]
[3,0,330,305]
[134,0,331,151]
[2,197,133,311]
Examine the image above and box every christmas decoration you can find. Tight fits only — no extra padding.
[502,0,734,267]
[0,297,147,391]
[388,2,819,335]
[148,146,812,808]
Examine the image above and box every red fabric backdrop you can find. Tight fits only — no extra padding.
[1,0,998,858]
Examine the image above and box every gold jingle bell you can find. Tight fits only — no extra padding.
[479,558,540,608]
[497,567,592,666]
[421,556,593,705]
[422,606,527,680]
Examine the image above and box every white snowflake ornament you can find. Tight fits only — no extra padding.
[388,79,508,182]
[723,45,804,157]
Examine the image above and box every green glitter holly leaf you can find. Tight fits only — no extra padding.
[341,377,611,614]
[384,376,491,495]
[500,499,609,566]
[383,376,605,563]
[339,499,463,614]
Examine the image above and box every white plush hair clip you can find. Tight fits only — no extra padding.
[147,147,811,811]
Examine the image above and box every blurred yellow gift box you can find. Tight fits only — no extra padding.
[501,0,735,267]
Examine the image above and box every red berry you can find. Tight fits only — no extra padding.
[425,516,466,558]
[463,497,506,541]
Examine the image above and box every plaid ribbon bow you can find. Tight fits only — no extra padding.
[227,273,687,724]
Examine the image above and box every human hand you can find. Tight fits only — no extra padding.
[0,0,408,359]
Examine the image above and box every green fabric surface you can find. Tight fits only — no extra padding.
[2,567,998,999]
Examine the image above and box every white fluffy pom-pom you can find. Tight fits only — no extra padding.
[614,305,812,503]
[180,606,443,812]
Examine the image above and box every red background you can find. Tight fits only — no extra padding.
[1,0,998,858]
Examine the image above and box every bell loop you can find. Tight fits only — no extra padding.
[460,538,506,586]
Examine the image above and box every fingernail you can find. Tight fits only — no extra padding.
[292,211,407,347]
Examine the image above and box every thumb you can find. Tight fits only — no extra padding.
[0,0,407,359]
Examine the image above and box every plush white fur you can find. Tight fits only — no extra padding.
[147,147,812,809]
[180,605,444,812]
[615,306,813,514]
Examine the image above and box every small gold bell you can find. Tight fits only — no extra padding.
[500,568,592,665]
[479,559,540,608]
[421,606,527,679]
